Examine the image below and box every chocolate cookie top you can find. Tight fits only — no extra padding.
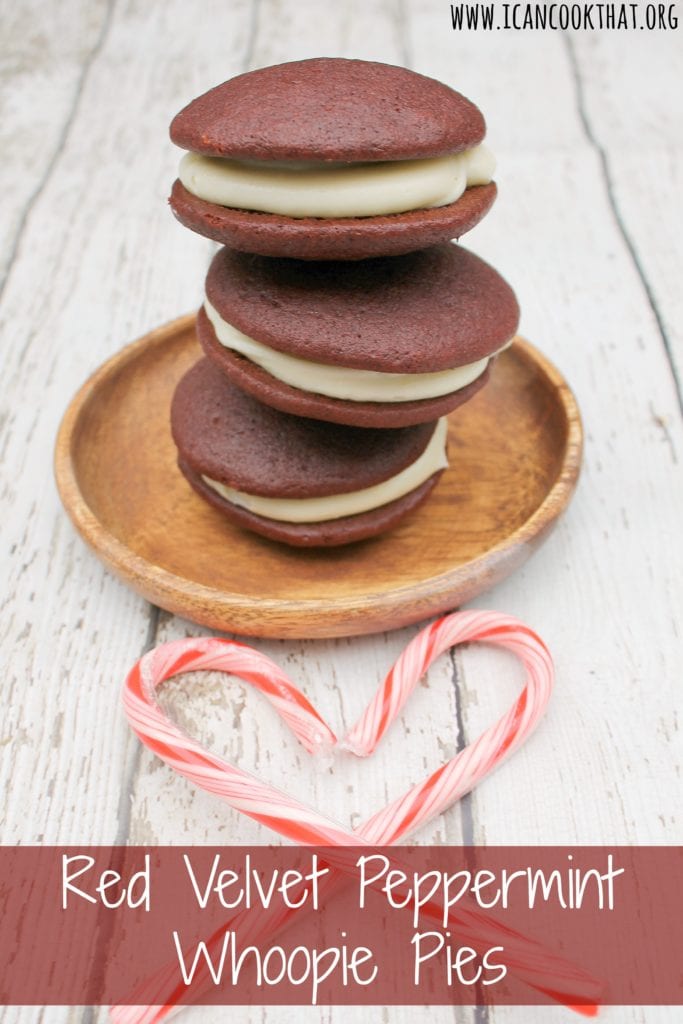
[171,359,438,498]
[170,59,485,162]
[205,244,519,372]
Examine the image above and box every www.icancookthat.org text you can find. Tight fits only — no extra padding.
[449,2,678,29]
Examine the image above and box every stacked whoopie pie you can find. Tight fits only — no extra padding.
[169,58,519,547]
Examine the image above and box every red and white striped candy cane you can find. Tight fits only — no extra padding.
[348,610,553,843]
[117,611,598,1022]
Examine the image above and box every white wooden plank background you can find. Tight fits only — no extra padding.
[1,2,681,1024]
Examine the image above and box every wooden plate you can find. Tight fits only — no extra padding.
[54,314,582,639]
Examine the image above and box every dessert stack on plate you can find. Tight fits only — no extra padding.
[168,58,519,547]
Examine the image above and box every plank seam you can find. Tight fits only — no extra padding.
[0,0,117,305]
[82,606,161,1021]
[113,604,161,846]
[449,645,490,1024]
[562,32,683,418]
[112,0,263,849]
[474,1003,492,1024]
[448,644,476,845]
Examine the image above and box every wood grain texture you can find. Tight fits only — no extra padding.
[566,32,683,402]
[55,318,581,637]
[0,0,111,288]
[1,1,682,1023]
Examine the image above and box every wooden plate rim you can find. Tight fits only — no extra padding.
[54,314,583,636]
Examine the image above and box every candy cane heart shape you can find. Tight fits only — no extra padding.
[119,611,599,1020]
[123,614,550,847]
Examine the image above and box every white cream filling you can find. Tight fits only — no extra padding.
[203,417,449,524]
[205,299,497,403]
[179,144,495,219]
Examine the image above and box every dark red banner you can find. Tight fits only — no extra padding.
[1,846,681,1008]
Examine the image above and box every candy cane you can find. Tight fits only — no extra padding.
[116,611,599,1021]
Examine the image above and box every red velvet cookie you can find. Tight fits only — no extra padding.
[169,180,497,262]
[171,359,446,547]
[171,59,485,161]
[169,58,496,259]
[197,244,519,428]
